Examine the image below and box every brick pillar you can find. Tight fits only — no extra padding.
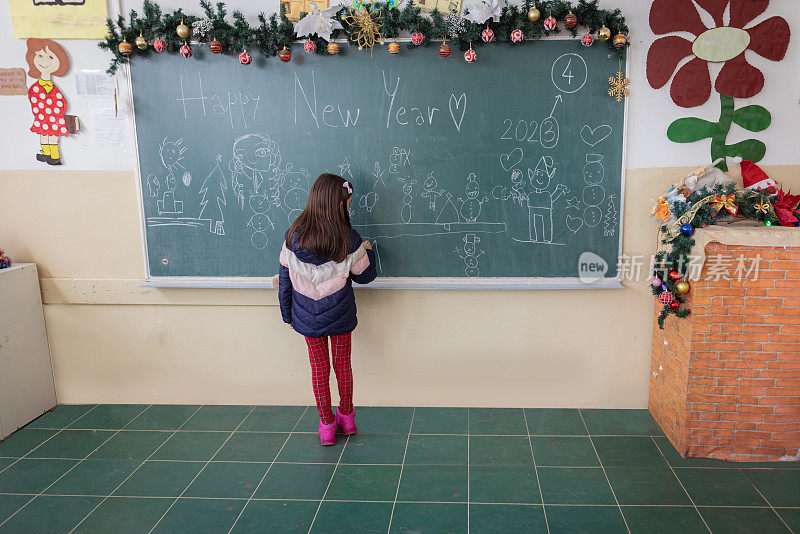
[649,243,800,462]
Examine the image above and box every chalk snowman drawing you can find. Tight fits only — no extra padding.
[455,233,485,277]
[582,154,606,228]
[198,155,228,235]
[525,156,568,243]
[457,173,489,222]
[280,163,311,224]
[397,177,417,223]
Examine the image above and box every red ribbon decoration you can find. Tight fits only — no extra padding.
[710,193,738,216]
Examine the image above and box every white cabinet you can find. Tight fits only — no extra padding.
[0,263,56,440]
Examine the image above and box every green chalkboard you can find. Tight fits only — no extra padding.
[130,40,626,286]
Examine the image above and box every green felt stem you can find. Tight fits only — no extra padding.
[710,94,734,172]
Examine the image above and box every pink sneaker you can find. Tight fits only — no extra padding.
[336,409,357,436]
[318,420,336,446]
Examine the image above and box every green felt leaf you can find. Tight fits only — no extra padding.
[667,118,716,143]
[732,105,771,132]
[726,139,767,163]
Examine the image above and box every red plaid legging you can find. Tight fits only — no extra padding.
[305,333,353,425]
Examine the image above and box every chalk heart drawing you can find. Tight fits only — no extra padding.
[580,124,612,147]
[566,214,584,234]
[449,93,467,132]
[500,147,524,171]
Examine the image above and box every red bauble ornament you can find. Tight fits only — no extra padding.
[543,15,557,31]
[278,47,292,62]
[304,39,317,53]
[239,50,252,65]
[209,40,222,54]
[510,29,524,43]
[153,38,167,52]
[411,32,424,45]
[668,269,681,282]
[658,291,674,305]
[564,11,577,28]
[668,300,680,311]
[179,43,192,58]
[464,47,477,63]
[481,28,494,43]
[438,42,451,58]
[581,33,594,47]
[118,40,133,56]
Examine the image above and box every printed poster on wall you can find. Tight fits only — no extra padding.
[9,0,108,39]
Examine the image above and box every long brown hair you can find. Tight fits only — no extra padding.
[286,173,354,262]
[26,39,70,78]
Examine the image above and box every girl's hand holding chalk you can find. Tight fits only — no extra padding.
[363,241,372,250]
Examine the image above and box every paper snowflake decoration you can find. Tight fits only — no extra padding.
[462,0,502,25]
[192,18,214,38]
[294,3,344,41]
[608,71,630,102]
[446,11,466,37]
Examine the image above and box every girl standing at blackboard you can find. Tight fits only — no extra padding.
[278,173,377,446]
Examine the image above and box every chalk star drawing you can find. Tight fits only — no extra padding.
[565,196,581,210]
[608,71,630,102]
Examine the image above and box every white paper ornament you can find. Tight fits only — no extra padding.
[461,0,503,25]
[294,2,344,42]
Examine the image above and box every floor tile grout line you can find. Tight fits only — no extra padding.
[0,404,101,479]
[650,436,712,533]
[146,405,258,534]
[577,409,631,534]
[226,406,310,534]
[523,409,550,534]
[0,404,149,530]
[738,466,795,533]
[66,404,205,534]
[387,407,416,533]
[307,434,351,534]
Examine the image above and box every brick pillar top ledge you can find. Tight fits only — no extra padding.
[649,223,800,462]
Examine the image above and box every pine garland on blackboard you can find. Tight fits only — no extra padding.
[99,0,629,73]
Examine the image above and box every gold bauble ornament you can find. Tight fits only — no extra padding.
[675,280,690,295]
[598,25,611,41]
[176,19,190,39]
[527,6,540,22]
[135,31,148,50]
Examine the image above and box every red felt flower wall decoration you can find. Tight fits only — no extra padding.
[647,0,790,108]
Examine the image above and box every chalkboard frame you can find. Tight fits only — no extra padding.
[129,37,629,290]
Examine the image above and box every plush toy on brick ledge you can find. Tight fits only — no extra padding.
[650,161,800,328]
[0,249,11,269]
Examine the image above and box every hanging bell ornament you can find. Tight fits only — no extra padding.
[135,31,148,50]
[527,6,540,22]
[118,39,133,56]
[564,11,577,29]
[388,41,400,54]
[176,19,190,39]
[438,41,451,58]
[598,25,611,41]
[613,32,627,48]
[278,46,292,62]
[327,41,340,55]
[209,39,223,54]
[153,38,167,52]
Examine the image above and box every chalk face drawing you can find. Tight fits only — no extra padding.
[133,44,624,279]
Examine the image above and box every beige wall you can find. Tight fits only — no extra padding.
[1,166,799,407]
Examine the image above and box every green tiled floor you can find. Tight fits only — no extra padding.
[0,405,797,533]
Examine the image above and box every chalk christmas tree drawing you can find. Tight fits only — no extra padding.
[199,155,228,235]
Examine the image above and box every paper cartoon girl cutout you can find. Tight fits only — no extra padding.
[26,39,71,166]
[527,156,568,243]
